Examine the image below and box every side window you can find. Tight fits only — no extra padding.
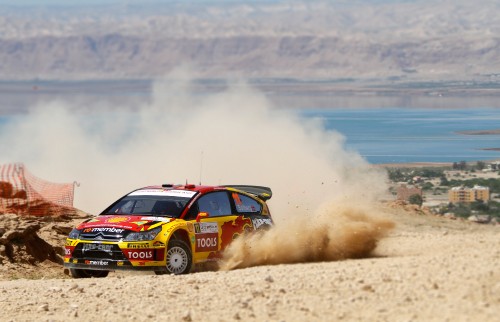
[232,193,262,214]
[197,192,232,217]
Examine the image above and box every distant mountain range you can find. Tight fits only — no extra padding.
[1,1,499,83]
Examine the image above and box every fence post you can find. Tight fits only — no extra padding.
[17,163,28,211]
[72,181,80,207]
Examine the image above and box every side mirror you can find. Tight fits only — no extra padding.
[196,212,209,222]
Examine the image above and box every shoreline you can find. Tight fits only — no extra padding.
[375,158,500,168]
[456,129,500,135]
[374,162,452,168]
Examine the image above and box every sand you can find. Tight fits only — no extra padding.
[0,206,498,322]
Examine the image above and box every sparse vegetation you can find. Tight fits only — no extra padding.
[387,167,448,183]
[443,178,500,192]
[437,200,500,219]
[408,194,423,206]
[388,164,500,220]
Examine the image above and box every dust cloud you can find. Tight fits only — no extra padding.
[220,203,394,270]
[0,72,393,265]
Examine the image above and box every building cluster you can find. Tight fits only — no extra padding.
[448,185,490,203]
[397,184,490,204]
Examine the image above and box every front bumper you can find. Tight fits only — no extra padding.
[64,258,167,271]
[64,239,167,271]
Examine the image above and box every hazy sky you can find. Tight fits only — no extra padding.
[0,0,404,7]
[0,0,281,5]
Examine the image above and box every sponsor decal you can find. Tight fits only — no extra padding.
[117,261,124,266]
[82,227,125,234]
[252,218,273,229]
[127,243,150,249]
[194,222,218,234]
[72,259,78,264]
[141,216,172,223]
[195,233,218,252]
[219,216,252,250]
[64,246,75,256]
[82,243,113,255]
[236,204,257,212]
[85,260,109,266]
[106,216,130,223]
[166,223,183,233]
[131,221,148,226]
[187,222,194,233]
[125,249,154,260]
[129,189,196,198]
[152,241,165,247]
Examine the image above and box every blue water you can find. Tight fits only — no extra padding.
[300,108,500,164]
[1,108,499,164]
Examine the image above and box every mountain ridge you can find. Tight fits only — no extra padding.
[1,1,499,82]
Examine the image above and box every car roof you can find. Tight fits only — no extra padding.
[133,184,272,201]
[137,184,220,194]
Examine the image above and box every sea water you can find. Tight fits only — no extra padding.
[1,106,499,165]
[300,108,500,164]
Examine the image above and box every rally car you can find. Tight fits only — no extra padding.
[64,184,273,278]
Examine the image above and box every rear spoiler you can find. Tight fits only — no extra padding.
[222,185,272,201]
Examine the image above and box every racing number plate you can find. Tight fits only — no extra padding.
[82,243,113,253]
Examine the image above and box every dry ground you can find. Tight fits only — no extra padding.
[0,206,498,322]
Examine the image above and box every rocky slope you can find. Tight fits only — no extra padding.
[0,211,91,280]
[0,204,498,321]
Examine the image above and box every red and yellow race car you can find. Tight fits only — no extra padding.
[64,184,273,278]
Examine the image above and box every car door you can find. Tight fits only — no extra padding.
[187,191,252,263]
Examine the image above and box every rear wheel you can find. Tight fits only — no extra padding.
[70,268,109,278]
[164,240,192,275]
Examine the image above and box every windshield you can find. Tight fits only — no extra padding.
[103,195,190,218]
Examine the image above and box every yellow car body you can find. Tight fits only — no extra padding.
[64,184,272,277]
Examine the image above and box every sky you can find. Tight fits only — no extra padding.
[0,0,281,5]
[0,0,409,7]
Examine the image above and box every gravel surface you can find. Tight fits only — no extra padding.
[0,208,498,322]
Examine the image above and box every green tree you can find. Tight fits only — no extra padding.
[471,200,489,212]
[421,182,434,191]
[408,194,423,206]
[388,169,405,182]
[453,203,471,218]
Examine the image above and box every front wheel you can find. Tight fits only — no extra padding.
[70,268,109,278]
[164,240,192,275]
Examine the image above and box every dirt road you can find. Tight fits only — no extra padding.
[0,208,498,322]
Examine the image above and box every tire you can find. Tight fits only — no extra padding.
[70,268,109,278]
[164,240,192,275]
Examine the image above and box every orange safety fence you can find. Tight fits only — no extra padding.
[0,163,76,215]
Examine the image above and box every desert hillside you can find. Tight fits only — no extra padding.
[1,1,500,82]
[0,204,498,321]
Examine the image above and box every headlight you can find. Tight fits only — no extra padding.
[123,227,162,241]
[68,228,80,239]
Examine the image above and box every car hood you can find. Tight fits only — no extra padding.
[76,215,175,232]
